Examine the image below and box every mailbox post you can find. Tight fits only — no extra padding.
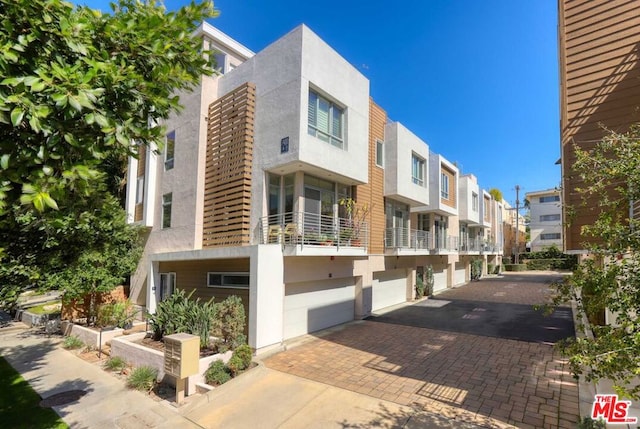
[163,333,199,404]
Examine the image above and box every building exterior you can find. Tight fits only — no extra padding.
[558,0,640,252]
[502,201,527,261]
[125,23,507,353]
[526,189,562,252]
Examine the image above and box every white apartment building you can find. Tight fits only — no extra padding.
[125,23,506,353]
[526,189,562,252]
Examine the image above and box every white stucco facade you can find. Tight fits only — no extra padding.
[527,189,562,251]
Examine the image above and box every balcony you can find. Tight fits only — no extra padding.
[258,212,368,256]
[459,239,502,254]
[384,228,458,254]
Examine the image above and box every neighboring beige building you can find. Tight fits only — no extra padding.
[559,0,640,253]
[126,23,506,353]
[526,189,562,252]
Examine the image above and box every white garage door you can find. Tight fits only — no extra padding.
[432,267,448,292]
[283,277,355,340]
[454,262,466,286]
[372,270,407,312]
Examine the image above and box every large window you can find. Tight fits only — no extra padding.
[540,214,561,222]
[207,272,249,289]
[136,176,144,204]
[441,172,449,199]
[164,130,175,170]
[539,195,560,203]
[308,90,344,149]
[541,233,561,240]
[375,140,384,167]
[471,192,479,212]
[162,193,172,229]
[411,154,425,186]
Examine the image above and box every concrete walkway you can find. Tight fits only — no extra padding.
[0,326,201,429]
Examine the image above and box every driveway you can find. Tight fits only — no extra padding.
[265,273,580,428]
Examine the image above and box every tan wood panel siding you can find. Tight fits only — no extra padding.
[354,99,386,254]
[134,203,143,222]
[202,82,256,248]
[559,0,640,250]
[134,144,146,222]
[441,166,456,208]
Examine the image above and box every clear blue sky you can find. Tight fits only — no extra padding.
[74,0,560,206]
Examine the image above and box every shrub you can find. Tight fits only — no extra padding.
[504,264,527,272]
[213,296,246,350]
[226,355,244,376]
[62,335,84,350]
[147,289,216,348]
[487,264,495,275]
[127,366,158,392]
[96,300,135,329]
[104,356,127,372]
[205,359,231,386]
[232,344,252,370]
[414,276,425,299]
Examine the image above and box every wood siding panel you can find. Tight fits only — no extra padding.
[202,83,256,248]
[559,0,640,251]
[134,144,146,222]
[355,99,386,254]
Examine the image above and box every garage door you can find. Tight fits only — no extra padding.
[283,277,355,340]
[454,262,466,286]
[372,270,408,312]
[432,267,448,292]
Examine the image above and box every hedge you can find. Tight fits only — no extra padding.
[504,264,528,272]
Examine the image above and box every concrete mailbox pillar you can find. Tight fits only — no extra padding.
[163,333,199,404]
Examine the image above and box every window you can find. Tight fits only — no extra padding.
[207,272,250,289]
[541,233,561,240]
[417,213,430,231]
[308,90,344,149]
[540,214,561,222]
[411,154,425,186]
[159,273,175,300]
[136,176,144,204]
[472,192,479,211]
[376,140,384,167]
[441,172,449,199]
[212,52,226,74]
[162,193,172,229]
[164,130,175,170]
[539,195,560,203]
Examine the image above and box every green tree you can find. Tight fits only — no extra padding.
[550,124,640,399]
[488,188,503,202]
[0,0,217,213]
[0,0,217,310]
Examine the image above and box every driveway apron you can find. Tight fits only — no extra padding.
[265,273,580,429]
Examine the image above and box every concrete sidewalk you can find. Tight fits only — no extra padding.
[0,326,202,429]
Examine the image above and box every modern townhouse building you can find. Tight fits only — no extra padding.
[125,23,504,352]
[558,0,640,253]
[526,189,562,252]
[502,201,527,260]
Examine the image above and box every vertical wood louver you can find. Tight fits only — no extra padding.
[202,82,256,247]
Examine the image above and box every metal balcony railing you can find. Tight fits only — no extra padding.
[258,211,368,249]
[384,228,458,252]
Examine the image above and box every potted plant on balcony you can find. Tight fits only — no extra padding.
[339,198,370,247]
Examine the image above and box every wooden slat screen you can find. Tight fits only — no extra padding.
[134,144,146,222]
[202,82,256,247]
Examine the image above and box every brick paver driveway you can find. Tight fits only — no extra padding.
[265,273,580,428]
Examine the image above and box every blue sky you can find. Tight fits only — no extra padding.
[74,0,559,206]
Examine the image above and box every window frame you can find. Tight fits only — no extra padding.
[540,214,561,222]
[411,153,426,187]
[159,272,176,301]
[307,89,344,149]
[375,140,384,168]
[441,172,450,199]
[162,193,172,229]
[471,192,479,212]
[207,272,250,289]
[164,130,175,171]
[136,176,144,204]
[540,233,561,240]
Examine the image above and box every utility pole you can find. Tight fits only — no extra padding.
[515,185,520,264]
